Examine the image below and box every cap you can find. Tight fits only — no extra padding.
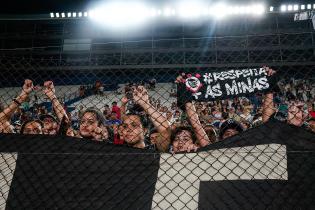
[219,119,244,139]
[13,120,22,126]
[39,114,58,123]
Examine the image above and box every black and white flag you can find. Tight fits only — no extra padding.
[177,68,277,104]
[0,120,314,209]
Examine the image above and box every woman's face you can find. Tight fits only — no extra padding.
[42,117,58,135]
[172,130,194,153]
[222,129,239,140]
[23,121,43,135]
[120,115,145,145]
[79,112,99,138]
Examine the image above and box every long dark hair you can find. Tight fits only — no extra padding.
[170,126,197,144]
[80,107,106,126]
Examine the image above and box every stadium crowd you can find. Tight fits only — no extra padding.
[0,67,314,153]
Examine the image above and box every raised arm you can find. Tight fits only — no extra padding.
[262,93,275,122]
[185,102,211,146]
[120,96,128,119]
[262,67,277,123]
[287,102,304,127]
[133,86,171,152]
[43,81,69,123]
[0,79,33,133]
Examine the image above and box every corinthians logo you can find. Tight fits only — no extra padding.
[185,74,203,93]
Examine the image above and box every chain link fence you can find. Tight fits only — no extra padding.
[0,20,315,209]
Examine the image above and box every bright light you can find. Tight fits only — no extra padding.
[150,8,157,17]
[210,3,227,19]
[84,2,267,27]
[61,13,65,18]
[50,13,54,18]
[301,5,305,10]
[245,6,251,14]
[280,5,287,12]
[307,4,312,9]
[294,5,299,11]
[269,6,274,12]
[202,8,209,15]
[78,12,82,17]
[67,12,71,17]
[288,5,293,11]
[89,2,150,29]
[72,12,77,17]
[163,8,172,17]
[239,6,246,14]
[225,6,234,15]
[178,1,205,18]
[252,4,265,15]
[55,13,60,18]
[313,4,315,9]
[88,10,95,18]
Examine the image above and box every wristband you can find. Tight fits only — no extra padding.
[13,99,21,106]
[51,97,58,102]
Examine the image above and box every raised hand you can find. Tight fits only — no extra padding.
[92,126,109,141]
[172,143,199,154]
[264,66,276,76]
[133,86,150,107]
[175,73,186,83]
[287,102,304,127]
[43,81,56,99]
[121,96,129,105]
[22,79,34,95]
[184,144,199,153]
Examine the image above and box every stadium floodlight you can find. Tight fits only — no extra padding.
[252,4,265,15]
[67,12,71,17]
[301,5,305,10]
[157,10,162,16]
[50,13,54,18]
[313,4,315,9]
[269,6,274,12]
[211,3,227,19]
[78,12,82,17]
[89,2,150,29]
[307,4,312,9]
[280,5,287,12]
[88,10,95,18]
[150,8,157,17]
[84,12,88,17]
[163,8,172,17]
[202,8,209,16]
[245,6,251,14]
[61,13,65,18]
[239,6,246,14]
[225,6,234,15]
[288,5,293,11]
[293,5,299,11]
[73,12,77,17]
[234,6,241,15]
[55,13,60,18]
[177,1,205,19]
